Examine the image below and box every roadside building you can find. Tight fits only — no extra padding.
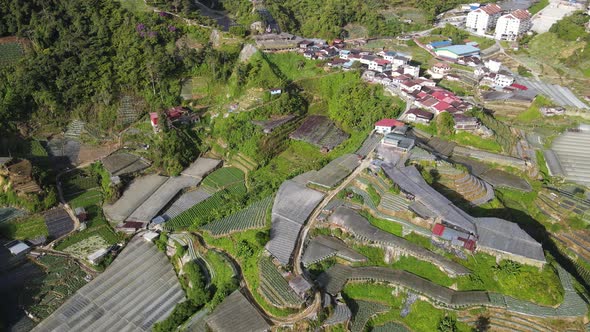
[453,114,480,131]
[269,88,282,95]
[495,9,531,41]
[434,45,480,60]
[406,108,434,124]
[149,112,159,131]
[87,248,109,265]
[143,231,160,242]
[289,275,312,299]
[368,59,392,73]
[466,3,503,35]
[494,70,515,87]
[374,119,404,134]
[74,207,87,222]
[402,65,420,78]
[6,241,30,256]
[540,106,566,117]
[429,62,451,78]
[484,59,502,73]
[427,40,452,50]
[381,133,415,153]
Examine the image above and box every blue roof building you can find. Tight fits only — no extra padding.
[434,45,480,59]
[429,40,452,49]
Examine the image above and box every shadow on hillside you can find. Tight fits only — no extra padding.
[432,180,590,296]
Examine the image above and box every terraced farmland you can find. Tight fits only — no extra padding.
[202,196,272,236]
[28,255,88,320]
[201,167,244,190]
[258,257,303,308]
[164,182,247,230]
[348,299,389,332]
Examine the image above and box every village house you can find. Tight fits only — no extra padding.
[495,9,532,41]
[405,108,434,124]
[374,118,404,134]
[466,3,503,35]
[149,112,159,131]
[428,62,451,78]
[381,133,415,153]
[401,80,422,93]
[494,70,515,87]
[453,114,480,131]
[540,106,566,117]
[402,65,420,78]
[368,59,392,73]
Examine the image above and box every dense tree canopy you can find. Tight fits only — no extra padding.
[0,0,196,133]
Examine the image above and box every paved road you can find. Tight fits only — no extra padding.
[293,159,371,275]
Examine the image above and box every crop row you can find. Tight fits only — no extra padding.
[202,167,244,189]
[165,183,246,230]
[349,300,390,332]
[202,196,272,236]
[259,258,302,307]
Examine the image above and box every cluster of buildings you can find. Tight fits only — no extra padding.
[466,4,532,41]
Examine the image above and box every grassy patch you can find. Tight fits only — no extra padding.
[343,283,470,332]
[205,250,235,288]
[451,131,503,153]
[366,215,403,237]
[529,0,549,15]
[0,214,48,240]
[391,256,454,287]
[67,189,102,209]
[438,79,473,96]
[455,253,563,306]
[516,95,552,122]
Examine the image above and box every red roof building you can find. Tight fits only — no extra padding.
[510,83,528,90]
[166,106,183,119]
[434,101,452,113]
[375,119,404,128]
[433,223,445,236]
[149,112,159,127]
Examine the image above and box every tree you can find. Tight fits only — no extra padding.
[437,316,458,332]
[436,112,455,136]
[184,261,211,306]
[474,316,491,332]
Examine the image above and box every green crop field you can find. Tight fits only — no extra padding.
[62,170,99,198]
[202,196,272,236]
[165,182,247,230]
[0,215,48,240]
[55,206,120,251]
[202,167,245,189]
[28,255,87,319]
[0,41,24,64]
[343,283,470,332]
[67,189,102,209]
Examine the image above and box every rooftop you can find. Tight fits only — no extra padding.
[435,45,480,56]
[375,119,404,128]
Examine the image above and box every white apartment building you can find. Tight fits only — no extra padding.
[494,70,515,87]
[495,9,531,41]
[466,4,503,35]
